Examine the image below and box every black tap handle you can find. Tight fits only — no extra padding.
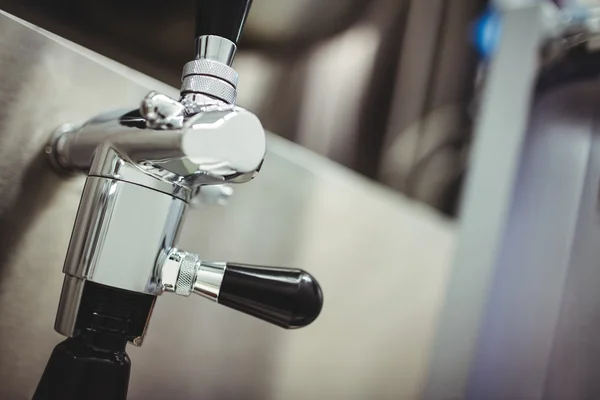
[195,0,254,44]
[218,263,323,329]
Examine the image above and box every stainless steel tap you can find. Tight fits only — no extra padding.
[43,0,322,351]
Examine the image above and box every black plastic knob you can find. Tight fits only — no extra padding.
[195,0,254,44]
[218,263,323,329]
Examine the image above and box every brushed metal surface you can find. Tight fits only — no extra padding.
[0,11,454,400]
[424,5,600,399]
[424,6,551,399]
[465,80,600,400]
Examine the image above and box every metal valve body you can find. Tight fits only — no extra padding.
[47,32,321,344]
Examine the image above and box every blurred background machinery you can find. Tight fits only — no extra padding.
[0,0,486,215]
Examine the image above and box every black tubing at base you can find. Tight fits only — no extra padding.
[32,333,130,400]
[33,281,156,400]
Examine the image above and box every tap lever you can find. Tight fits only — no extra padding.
[216,262,323,329]
[162,252,323,329]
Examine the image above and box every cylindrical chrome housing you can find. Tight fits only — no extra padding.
[63,177,186,291]
[55,176,187,337]
[194,35,237,65]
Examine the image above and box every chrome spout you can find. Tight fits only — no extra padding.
[48,93,266,201]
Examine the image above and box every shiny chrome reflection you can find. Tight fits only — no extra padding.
[54,276,85,337]
[159,249,226,301]
[195,35,237,66]
[193,261,227,301]
[61,177,187,293]
[55,177,187,337]
[48,94,266,201]
[183,36,239,103]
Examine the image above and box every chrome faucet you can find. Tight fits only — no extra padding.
[46,3,322,339]
[35,2,322,398]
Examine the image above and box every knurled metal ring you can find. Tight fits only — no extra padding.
[176,253,199,296]
[182,59,238,87]
[181,75,236,104]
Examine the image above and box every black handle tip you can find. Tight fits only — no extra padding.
[218,264,324,329]
[290,271,323,328]
[195,0,253,44]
